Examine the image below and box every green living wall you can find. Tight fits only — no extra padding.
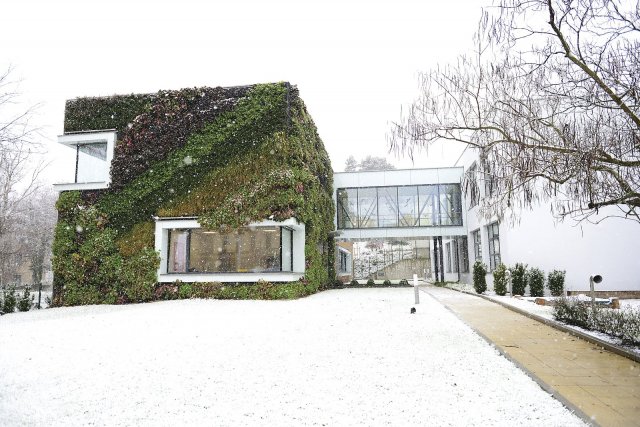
[52,83,335,306]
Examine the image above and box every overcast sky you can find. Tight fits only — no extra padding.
[1,0,485,184]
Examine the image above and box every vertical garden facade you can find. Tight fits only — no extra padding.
[52,83,335,306]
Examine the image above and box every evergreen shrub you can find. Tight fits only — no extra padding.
[349,279,359,286]
[493,263,508,296]
[383,279,392,286]
[366,279,375,286]
[17,288,33,312]
[399,279,409,286]
[2,287,17,313]
[472,260,487,294]
[529,268,545,297]
[511,263,528,296]
[547,270,566,297]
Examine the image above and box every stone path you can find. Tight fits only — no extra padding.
[423,286,640,427]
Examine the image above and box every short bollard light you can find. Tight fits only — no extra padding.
[413,274,419,305]
[589,274,603,309]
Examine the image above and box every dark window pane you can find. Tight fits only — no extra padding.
[168,230,188,273]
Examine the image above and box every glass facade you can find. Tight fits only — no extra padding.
[167,226,292,274]
[472,229,482,261]
[336,184,463,229]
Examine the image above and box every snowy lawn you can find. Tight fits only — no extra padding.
[0,288,585,426]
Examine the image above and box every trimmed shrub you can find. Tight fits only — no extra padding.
[2,287,17,313]
[553,298,640,346]
[472,260,487,294]
[511,263,528,296]
[493,263,508,296]
[383,279,392,286]
[528,268,545,297]
[349,279,359,286]
[547,270,566,297]
[366,279,375,286]
[17,288,33,312]
[399,279,409,286]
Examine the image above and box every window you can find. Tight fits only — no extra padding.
[472,229,482,261]
[445,242,452,273]
[459,236,469,273]
[484,169,496,198]
[337,188,358,228]
[168,226,292,274]
[452,239,459,273]
[54,131,116,191]
[487,222,501,271]
[467,164,479,208]
[76,143,108,183]
[336,184,463,229]
[338,250,351,273]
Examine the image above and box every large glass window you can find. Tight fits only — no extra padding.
[168,226,291,274]
[467,164,479,208]
[377,187,398,227]
[76,143,108,183]
[487,222,501,271]
[417,185,439,226]
[438,184,463,226]
[357,188,378,228]
[336,184,462,229]
[337,188,358,228]
[398,186,419,226]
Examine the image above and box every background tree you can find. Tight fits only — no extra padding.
[344,155,396,172]
[389,0,640,223]
[0,67,46,286]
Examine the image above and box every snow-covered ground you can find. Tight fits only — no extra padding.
[0,288,585,426]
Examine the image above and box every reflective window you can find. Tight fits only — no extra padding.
[472,229,482,261]
[439,184,463,226]
[337,188,358,228]
[377,187,398,227]
[487,222,501,271]
[418,185,439,226]
[357,188,378,228]
[168,227,289,273]
[398,186,419,227]
[76,143,108,183]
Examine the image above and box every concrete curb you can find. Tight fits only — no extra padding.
[421,287,598,427]
[446,287,640,364]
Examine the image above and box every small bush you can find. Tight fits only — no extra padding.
[17,288,33,312]
[178,283,194,299]
[511,263,528,296]
[349,279,359,286]
[366,279,375,286]
[553,298,640,346]
[529,268,545,297]
[493,263,508,296]
[472,260,487,294]
[399,279,409,286]
[2,287,17,313]
[383,279,392,286]
[547,270,566,297]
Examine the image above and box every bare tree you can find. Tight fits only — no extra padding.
[344,155,396,172]
[389,0,640,224]
[0,67,46,285]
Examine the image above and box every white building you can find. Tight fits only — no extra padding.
[334,160,640,296]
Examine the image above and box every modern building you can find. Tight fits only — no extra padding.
[52,83,334,305]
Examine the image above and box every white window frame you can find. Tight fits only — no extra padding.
[53,131,116,191]
[155,217,306,283]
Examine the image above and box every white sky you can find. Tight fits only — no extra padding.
[1,0,485,183]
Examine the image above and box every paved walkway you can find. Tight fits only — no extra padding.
[423,286,640,427]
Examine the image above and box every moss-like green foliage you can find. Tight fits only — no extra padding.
[52,83,334,306]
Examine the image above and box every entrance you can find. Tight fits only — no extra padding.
[348,238,431,281]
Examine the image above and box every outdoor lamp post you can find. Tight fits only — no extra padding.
[589,274,603,310]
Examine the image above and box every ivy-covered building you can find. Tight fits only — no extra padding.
[52,83,335,306]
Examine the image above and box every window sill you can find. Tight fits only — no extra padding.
[53,182,109,191]
[158,272,305,283]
